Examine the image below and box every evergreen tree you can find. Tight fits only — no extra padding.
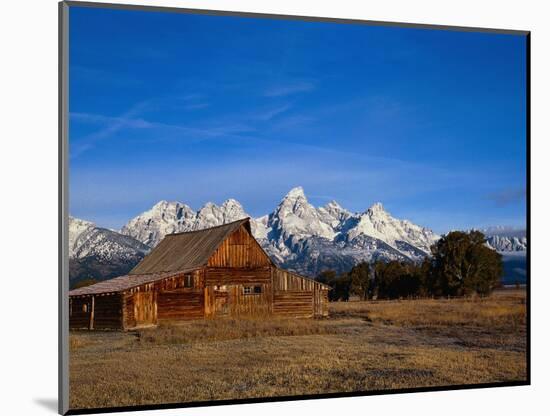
[349,262,370,300]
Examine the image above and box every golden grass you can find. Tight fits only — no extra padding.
[331,291,526,329]
[137,317,340,345]
[69,289,527,410]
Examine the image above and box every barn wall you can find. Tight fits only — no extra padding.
[273,291,314,318]
[122,270,206,327]
[93,294,123,329]
[273,268,329,318]
[157,289,204,321]
[207,225,271,268]
[122,292,136,329]
[204,283,271,318]
[205,267,271,285]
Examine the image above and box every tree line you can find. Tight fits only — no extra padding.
[317,230,503,301]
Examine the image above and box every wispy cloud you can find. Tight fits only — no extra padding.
[264,81,315,97]
[253,104,292,121]
[71,112,154,129]
[70,103,256,158]
[487,187,526,206]
[70,101,150,158]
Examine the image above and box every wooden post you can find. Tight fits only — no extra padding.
[121,292,126,330]
[89,295,95,330]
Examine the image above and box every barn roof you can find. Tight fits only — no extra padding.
[129,217,252,275]
[69,270,192,296]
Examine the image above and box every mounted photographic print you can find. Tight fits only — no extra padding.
[59,1,530,414]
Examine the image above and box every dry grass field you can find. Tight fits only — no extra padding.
[69,289,527,410]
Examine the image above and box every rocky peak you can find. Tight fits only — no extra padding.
[367,202,387,216]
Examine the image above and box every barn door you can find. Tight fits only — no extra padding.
[134,292,157,326]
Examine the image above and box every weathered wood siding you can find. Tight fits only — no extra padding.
[273,268,329,318]
[93,294,123,329]
[157,290,204,321]
[122,270,207,327]
[205,267,271,285]
[204,283,271,318]
[273,291,314,318]
[122,292,136,329]
[207,225,271,268]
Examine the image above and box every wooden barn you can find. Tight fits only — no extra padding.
[69,218,330,330]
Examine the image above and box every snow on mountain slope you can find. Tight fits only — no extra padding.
[486,235,527,252]
[120,201,196,247]
[346,203,439,256]
[69,216,95,258]
[120,197,269,248]
[191,199,248,231]
[317,200,352,229]
[267,187,337,242]
[69,216,150,284]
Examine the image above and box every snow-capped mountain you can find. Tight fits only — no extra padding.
[120,198,259,248]
[480,226,527,253]
[69,216,150,285]
[486,235,527,252]
[120,201,196,247]
[255,188,438,275]
[478,227,527,285]
[119,187,439,276]
[73,187,528,280]
[481,226,526,239]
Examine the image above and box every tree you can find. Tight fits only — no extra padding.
[349,262,370,300]
[333,274,352,301]
[430,230,503,296]
[373,260,423,299]
[317,270,337,286]
[316,269,350,301]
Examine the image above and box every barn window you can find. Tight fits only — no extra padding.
[243,286,262,295]
[184,274,193,288]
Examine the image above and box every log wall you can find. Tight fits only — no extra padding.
[93,294,123,329]
[273,291,314,318]
[157,289,204,321]
[205,267,271,285]
[273,268,329,318]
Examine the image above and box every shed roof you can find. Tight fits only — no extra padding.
[69,270,191,297]
[129,217,251,275]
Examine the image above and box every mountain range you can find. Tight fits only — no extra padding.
[69,216,150,286]
[68,187,527,284]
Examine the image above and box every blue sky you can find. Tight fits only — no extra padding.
[69,6,527,234]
